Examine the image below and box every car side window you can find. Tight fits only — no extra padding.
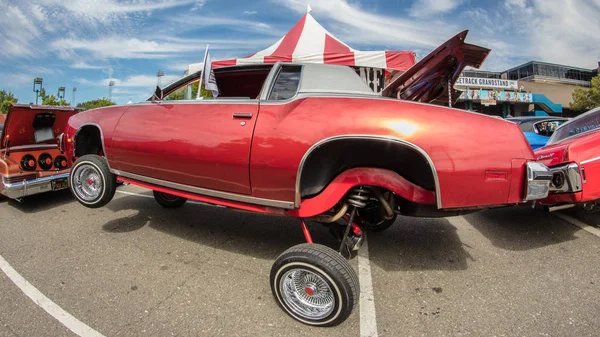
[164,80,199,101]
[268,66,302,101]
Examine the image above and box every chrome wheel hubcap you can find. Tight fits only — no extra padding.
[280,268,335,320]
[74,165,102,201]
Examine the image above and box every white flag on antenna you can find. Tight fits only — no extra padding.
[200,47,219,98]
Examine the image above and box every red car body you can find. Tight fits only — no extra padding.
[62,31,556,327]
[534,107,600,211]
[63,31,552,217]
[0,105,75,199]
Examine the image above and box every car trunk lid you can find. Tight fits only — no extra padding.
[1,104,78,150]
[381,30,490,105]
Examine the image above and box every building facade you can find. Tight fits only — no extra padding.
[454,61,598,118]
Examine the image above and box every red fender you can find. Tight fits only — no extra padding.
[286,167,436,218]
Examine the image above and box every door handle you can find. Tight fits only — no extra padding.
[233,112,253,119]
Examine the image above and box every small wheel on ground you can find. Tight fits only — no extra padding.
[270,243,359,327]
[70,154,117,208]
[153,191,187,208]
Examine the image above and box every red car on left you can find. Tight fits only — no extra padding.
[0,104,76,200]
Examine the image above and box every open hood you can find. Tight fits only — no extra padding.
[382,30,490,105]
[1,104,78,149]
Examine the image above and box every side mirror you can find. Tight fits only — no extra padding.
[151,86,163,102]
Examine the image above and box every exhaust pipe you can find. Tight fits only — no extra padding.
[547,204,575,212]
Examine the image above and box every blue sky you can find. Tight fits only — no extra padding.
[1,0,599,105]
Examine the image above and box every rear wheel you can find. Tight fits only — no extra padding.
[153,191,187,208]
[70,155,117,208]
[270,243,358,327]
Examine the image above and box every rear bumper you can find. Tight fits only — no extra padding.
[524,162,552,201]
[0,173,70,199]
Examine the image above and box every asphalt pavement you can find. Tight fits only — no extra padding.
[0,185,599,337]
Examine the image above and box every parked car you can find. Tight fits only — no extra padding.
[63,31,553,327]
[0,105,76,200]
[534,107,600,212]
[507,116,569,149]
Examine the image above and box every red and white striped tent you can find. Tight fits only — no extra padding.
[186,11,416,75]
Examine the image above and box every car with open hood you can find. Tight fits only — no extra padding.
[0,104,77,200]
[62,31,553,327]
[534,107,600,212]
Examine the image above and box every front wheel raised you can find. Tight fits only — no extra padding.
[70,154,117,208]
[270,244,359,327]
[153,191,187,208]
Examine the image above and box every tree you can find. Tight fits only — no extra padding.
[571,74,600,112]
[0,90,18,114]
[76,98,116,111]
[39,88,70,107]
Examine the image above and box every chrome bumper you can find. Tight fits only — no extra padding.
[549,163,582,193]
[0,173,70,199]
[524,162,552,201]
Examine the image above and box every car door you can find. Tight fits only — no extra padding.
[110,100,258,195]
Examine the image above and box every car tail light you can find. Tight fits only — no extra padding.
[21,154,37,171]
[38,153,53,170]
[54,155,68,170]
[2,174,37,184]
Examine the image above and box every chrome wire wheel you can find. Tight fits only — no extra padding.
[271,244,358,327]
[73,164,103,202]
[280,268,335,320]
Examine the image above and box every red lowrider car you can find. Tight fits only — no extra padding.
[0,105,76,200]
[534,107,600,212]
[63,32,553,326]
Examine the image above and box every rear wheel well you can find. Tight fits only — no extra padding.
[74,125,103,157]
[299,138,437,199]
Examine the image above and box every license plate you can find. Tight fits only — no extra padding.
[51,178,69,191]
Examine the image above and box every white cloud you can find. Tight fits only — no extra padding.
[244,10,258,15]
[39,0,195,19]
[76,74,181,88]
[499,0,600,69]
[71,61,105,69]
[409,0,464,18]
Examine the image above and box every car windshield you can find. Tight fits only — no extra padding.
[533,120,567,137]
[547,107,600,145]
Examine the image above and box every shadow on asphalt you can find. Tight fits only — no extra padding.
[563,207,600,227]
[102,194,476,271]
[4,189,74,213]
[464,205,580,251]
[367,216,473,271]
[102,194,339,260]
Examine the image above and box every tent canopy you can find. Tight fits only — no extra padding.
[187,12,416,74]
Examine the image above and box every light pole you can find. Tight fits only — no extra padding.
[33,77,43,105]
[72,87,77,106]
[108,80,115,101]
[157,70,165,87]
[57,86,66,100]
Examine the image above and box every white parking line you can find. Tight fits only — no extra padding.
[0,254,105,337]
[553,213,600,238]
[358,235,378,337]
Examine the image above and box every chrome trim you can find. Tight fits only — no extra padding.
[131,99,259,106]
[581,156,600,165]
[294,135,442,209]
[112,170,295,209]
[549,163,582,193]
[232,112,254,119]
[0,172,69,199]
[581,166,587,183]
[524,162,552,201]
[73,123,110,169]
